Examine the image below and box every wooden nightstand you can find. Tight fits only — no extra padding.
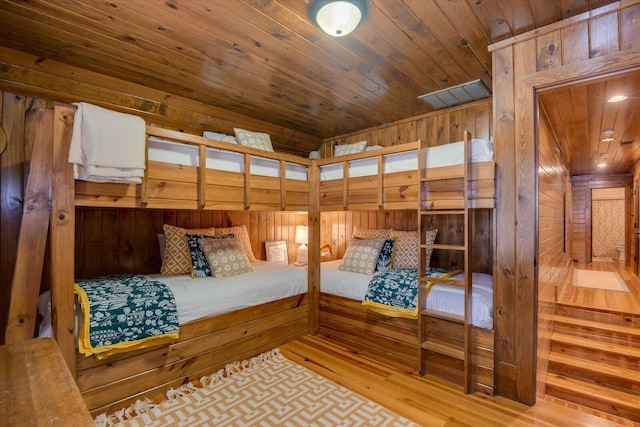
[0,338,93,426]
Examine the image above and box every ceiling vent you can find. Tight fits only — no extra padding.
[619,140,634,146]
[418,79,491,110]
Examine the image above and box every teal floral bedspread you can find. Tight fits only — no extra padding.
[74,274,179,359]
[362,267,458,318]
[362,269,419,318]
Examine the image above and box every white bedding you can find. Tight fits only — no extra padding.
[38,261,306,337]
[320,150,417,181]
[319,138,493,181]
[320,260,493,329]
[425,138,493,168]
[148,137,308,180]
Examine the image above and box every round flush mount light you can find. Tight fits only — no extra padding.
[608,95,628,103]
[310,0,367,37]
[601,128,615,142]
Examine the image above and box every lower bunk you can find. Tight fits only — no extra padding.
[76,292,309,417]
[319,293,419,372]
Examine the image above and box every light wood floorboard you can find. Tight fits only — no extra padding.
[557,260,640,314]
[280,335,639,427]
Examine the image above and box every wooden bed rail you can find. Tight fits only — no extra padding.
[318,141,420,211]
[75,125,312,211]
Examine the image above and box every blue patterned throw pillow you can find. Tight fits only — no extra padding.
[375,239,395,272]
[185,233,235,278]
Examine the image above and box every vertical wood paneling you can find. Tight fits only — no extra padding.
[319,210,417,259]
[561,22,590,64]
[490,2,637,406]
[74,208,307,279]
[620,4,640,49]
[320,100,491,156]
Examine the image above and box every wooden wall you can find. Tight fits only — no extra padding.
[319,99,492,156]
[490,1,640,404]
[75,208,307,280]
[536,104,572,397]
[319,210,417,260]
[570,174,632,264]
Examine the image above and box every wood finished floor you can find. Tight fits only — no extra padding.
[558,259,640,314]
[280,335,639,427]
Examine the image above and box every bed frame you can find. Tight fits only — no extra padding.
[316,132,496,394]
[7,103,495,416]
[5,103,316,416]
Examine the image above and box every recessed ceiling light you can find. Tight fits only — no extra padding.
[597,162,607,168]
[600,137,615,142]
[608,95,628,103]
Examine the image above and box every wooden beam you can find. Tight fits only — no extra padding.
[50,103,76,372]
[4,108,53,344]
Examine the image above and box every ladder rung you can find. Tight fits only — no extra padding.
[420,210,465,215]
[423,243,465,251]
[421,340,465,360]
[421,309,465,324]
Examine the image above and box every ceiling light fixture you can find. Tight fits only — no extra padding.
[600,128,615,142]
[309,0,367,37]
[608,95,628,103]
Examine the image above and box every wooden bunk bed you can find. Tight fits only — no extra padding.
[5,103,315,417]
[315,132,496,391]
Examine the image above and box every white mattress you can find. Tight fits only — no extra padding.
[320,260,493,329]
[320,150,417,181]
[425,139,493,168]
[148,137,308,180]
[38,261,306,337]
[426,272,493,330]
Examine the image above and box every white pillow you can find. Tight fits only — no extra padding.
[203,131,237,144]
[233,128,274,152]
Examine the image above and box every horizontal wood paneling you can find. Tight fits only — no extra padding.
[537,105,572,398]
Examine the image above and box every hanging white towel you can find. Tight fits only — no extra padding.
[68,102,146,183]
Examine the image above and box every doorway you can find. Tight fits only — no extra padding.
[591,187,626,263]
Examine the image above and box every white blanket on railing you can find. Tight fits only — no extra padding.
[69,102,146,183]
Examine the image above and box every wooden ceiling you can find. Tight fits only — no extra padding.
[0,0,621,159]
[540,69,640,176]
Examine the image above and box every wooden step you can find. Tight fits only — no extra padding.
[548,351,640,392]
[546,374,640,422]
[552,315,640,347]
[421,309,464,324]
[555,304,640,328]
[551,331,640,369]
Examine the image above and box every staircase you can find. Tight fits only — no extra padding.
[546,304,640,422]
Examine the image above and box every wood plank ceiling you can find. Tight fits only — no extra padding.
[0,0,622,163]
[539,70,640,176]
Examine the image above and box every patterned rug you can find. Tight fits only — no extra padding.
[573,269,630,292]
[96,349,418,426]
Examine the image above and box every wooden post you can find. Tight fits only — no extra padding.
[50,103,76,372]
[4,108,53,344]
[307,160,320,335]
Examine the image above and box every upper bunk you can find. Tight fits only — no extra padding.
[71,107,311,212]
[317,137,495,212]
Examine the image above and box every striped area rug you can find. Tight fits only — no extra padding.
[96,349,417,426]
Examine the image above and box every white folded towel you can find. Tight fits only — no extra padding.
[68,102,146,183]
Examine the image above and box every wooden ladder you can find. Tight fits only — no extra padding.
[418,130,474,393]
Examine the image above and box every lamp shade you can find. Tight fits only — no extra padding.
[295,225,309,245]
[310,0,367,37]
